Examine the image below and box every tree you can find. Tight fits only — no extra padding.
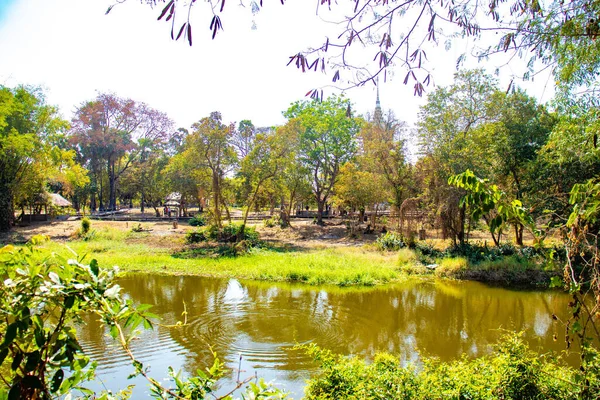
[283,95,361,225]
[186,112,236,228]
[360,113,413,214]
[118,0,589,96]
[449,170,537,246]
[417,70,498,244]
[0,85,67,231]
[237,127,289,234]
[481,89,555,244]
[69,93,173,211]
[333,161,388,223]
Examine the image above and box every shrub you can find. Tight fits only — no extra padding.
[131,223,144,232]
[376,231,405,251]
[72,217,96,241]
[263,216,282,228]
[81,217,91,234]
[186,224,260,248]
[188,214,206,227]
[186,230,207,244]
[0,237,284,399]
[302,333,589,399]
[435,257,468,278]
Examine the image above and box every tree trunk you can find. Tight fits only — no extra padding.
[317,200,325,225]
[212,170,221,228]
[0,184,14,231]
[457,203,466,245]
[514,223,524,246]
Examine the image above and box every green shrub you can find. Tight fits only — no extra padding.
[0,237,284,399]
[302,333,590,399]
[73,217,96,241]
[376,231,405,251]
[186,230,207,244]
[263,216,282,228]
[81,217,91,234]
[435,257,468,278]
[186,224,260,248]
[188,214,206,227]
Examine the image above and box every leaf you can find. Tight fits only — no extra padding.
[220,0,226,12]
[2,322,18,347]
[24,350,41,372]
[11,351,23,371]
[157,0,174,21]
[65,296,75,309]
[176,23,186,40]
[8,381,21,400]
[188,23,193,46]
[105,5,114,15]
[90,259,99,276]
[0,348,8,366]
[22,375,43,390]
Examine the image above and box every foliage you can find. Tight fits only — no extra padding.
[72,217,97,241]
[449,169,538,246]
[283,95,361,224]
[80,217,91,234]
[0,237,285,399]
[302,333,593,399]
[332,162,388,218]
[69,93,173,212]
[263,215,282,228]
[188,214,207,227]
[184,112,236,228]
[186,223,260,247]
[375,231,406,251]
[0,85,68,231]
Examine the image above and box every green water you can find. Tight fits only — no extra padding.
[78,275,572,398]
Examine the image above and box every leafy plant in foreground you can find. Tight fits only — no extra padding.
[0,236,285,399]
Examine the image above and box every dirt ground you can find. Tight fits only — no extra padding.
[0,217,383,249]
[1,212,545,248]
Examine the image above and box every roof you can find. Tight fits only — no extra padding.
[48,193,72,207]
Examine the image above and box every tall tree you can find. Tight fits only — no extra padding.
[283,95,360,225]
[186,112,236,228]
[237,127,290,233]
[360,112,413,214]
[0,85,67,231]
[417,70,498,244]
[70,93,173,211]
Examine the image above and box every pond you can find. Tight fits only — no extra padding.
[78,275,573,398]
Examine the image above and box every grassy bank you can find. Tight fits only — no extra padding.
[38,227,403,286]
[27,223,563,288]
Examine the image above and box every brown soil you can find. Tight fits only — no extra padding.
[0,218,382,248]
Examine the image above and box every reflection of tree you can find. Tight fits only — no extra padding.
[88,275,572,389]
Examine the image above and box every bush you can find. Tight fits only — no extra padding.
[81,217,91,233]
[302,333,592,399]
[186,224,260,247]
[0,237,284,399]
[188,214,206,227]
[263,216,282,228]
[72,217,96,241]
[376,231,406,251]
[435,257,468,278]
[186,230,207,243]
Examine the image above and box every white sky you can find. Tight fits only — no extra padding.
[0,0,556,147]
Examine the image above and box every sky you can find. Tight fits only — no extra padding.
[0,0,556,148]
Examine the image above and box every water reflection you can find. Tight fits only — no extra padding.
[78,275,572,398]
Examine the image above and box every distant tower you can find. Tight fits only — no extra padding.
[373,80,383,126]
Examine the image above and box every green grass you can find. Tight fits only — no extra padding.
[26,225,562,288]
[37,231,403,287]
